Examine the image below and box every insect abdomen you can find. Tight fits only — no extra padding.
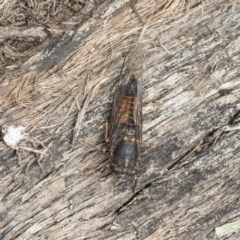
[112,141,138,173]
[115,78,138,128]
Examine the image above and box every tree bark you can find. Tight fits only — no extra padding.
[0,0,240,239]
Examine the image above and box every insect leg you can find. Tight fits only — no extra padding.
[79,140,106,153]
[131,172,138,192]
[105,120,110,144]
[142,143,159,154]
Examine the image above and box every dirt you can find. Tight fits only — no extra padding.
[0,0,105,76]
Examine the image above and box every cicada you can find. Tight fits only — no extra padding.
[108,70,142,192]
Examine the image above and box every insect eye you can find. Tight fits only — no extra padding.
[130,130,135,135]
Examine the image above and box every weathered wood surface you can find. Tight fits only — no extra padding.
[0,0,240,239]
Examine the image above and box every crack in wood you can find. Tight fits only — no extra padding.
[114,181,153,215]
[168,109,240,171]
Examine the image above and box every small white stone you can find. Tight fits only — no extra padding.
[2,125,27,148]
[110,222,121,230]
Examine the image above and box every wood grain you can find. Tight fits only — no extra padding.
[0,0,240,239]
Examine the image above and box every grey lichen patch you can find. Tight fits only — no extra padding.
[192,103,237,131]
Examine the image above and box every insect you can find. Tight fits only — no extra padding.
[107,69,142,192]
